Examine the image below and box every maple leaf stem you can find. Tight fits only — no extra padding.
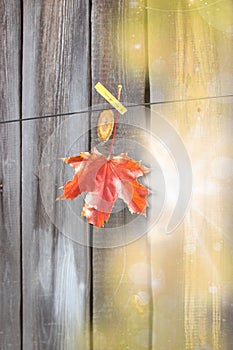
[108,85,122,158]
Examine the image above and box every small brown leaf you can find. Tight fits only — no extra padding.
[97,109,114,142]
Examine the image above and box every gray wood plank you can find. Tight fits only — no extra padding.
[0,1,21,349]
[22,1,91,349]
[91,1,152,348]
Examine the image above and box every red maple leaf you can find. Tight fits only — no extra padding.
[57,148,150,228]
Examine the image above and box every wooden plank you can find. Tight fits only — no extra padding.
[0,1,21,349]
[22,1,91,349]
[148,1,233,349]
[91,1,152,349]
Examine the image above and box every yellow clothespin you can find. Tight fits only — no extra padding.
[95,82,127,115]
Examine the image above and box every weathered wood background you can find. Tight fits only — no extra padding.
[0,0,233,349]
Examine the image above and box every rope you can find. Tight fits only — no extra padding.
[0,93,232,125]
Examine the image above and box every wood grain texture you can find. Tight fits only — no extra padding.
[148,1,233,349]
[22,1,91,349]
[1,1,232,349]
[91,1,152,349]
[0,1,21,349]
